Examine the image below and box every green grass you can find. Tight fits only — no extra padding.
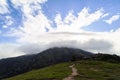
[74,60,120,80]
[5,62,72,80]
[5,60,120,80]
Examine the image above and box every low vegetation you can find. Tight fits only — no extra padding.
[5,62,71,80]
[75,60,120,80]
[5,60,120,80]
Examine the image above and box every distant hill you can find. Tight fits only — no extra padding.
[5,60,120,80]
[0,47,93,79]
[92,53,120,63]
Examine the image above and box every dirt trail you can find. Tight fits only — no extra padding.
[63,64,78,80]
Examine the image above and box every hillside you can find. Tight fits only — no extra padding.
[1,47,120,79]
[0,47,93,79]
[5,60,120,80]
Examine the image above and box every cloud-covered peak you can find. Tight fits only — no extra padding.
[0,0,120,59]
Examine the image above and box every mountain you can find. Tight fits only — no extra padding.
[5,60,120,80]
[0,47,93,79]
[1,47,120,79]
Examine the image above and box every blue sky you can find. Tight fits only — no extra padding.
[0,0,120,58]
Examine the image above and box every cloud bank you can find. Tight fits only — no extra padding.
[0,0,120,59]
[0,43,25,58]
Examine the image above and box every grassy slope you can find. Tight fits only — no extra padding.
[5,60,120,80]
[5,62,72,80]
[75,61,120,80]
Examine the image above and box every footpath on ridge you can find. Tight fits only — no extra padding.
[63,64,79,80]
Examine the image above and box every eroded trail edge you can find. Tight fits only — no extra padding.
[63,64,79,80]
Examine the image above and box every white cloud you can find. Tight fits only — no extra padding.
[5,4,120,57]
[1,0,120,59]
[2,29,120,59]
[0,43,25,59]
[7,0,52,43]
[11,0,47,14]
[16,30,120,55]
[0,0,9,14]
[53,8,104,32]
[11,0,47,6]
[18,39,113,55]
[2,25,8,28]
[6,16,13,25]
[6,6,105,43]
[2,16,13,28]
[4,29,120,59]
[104,14,120,24]
[102,13,109,18]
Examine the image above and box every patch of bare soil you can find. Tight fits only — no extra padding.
[63,64,78,80]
